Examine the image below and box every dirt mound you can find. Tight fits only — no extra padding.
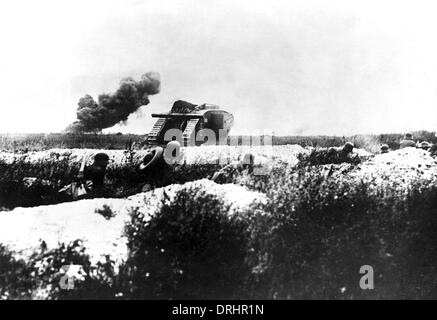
[0,145,309,168]
[356,147,437,182]
[325,148,437,195]
[0,180,266,266]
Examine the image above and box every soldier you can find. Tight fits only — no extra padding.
[81,152,110,197]
[241,152,255,173]
[399,133,416,149]
[211,153,255,183]
[341,142,354,156]
[138,146,171,190]
[327,142,354,160]
[380,144,390,154]
[417,141,431,151]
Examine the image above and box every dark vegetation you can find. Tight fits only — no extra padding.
[0,146,366,210]
[2,167,437,299]
[297,148,366,166]
[0,152,223,210]
[0,241,117,299]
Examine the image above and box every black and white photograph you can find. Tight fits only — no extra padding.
[1,0,437,304]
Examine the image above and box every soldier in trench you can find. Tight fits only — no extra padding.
[399,133,416,149]
[137,145,173,192]
[211,153,255,184]
[380,144,390,154]
[80,152,111,198]
[326,141,355,162]
[417,141,431,151]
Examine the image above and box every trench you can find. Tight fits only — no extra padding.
[0,160,223,211]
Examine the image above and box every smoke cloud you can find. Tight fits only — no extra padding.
[65,72,160,132]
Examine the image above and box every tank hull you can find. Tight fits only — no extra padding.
[146,102,234,146]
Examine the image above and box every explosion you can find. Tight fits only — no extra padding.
[65,72,160,133]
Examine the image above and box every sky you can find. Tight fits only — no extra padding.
[0,0,436,135]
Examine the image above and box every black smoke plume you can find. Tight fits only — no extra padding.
[65,72,160,133]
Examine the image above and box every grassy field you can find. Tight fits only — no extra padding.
[0,133,146,152]
[1,131,435,152]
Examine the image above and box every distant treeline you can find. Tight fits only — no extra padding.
[0,130,435,152]
[0,133,146,152]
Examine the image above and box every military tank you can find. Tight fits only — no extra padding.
[145,100,234,146]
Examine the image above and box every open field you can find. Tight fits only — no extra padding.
[0,133,147,152]
[1,142,437,299]
[1,131,436,152]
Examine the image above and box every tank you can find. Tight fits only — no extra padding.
[145,100,234,146]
